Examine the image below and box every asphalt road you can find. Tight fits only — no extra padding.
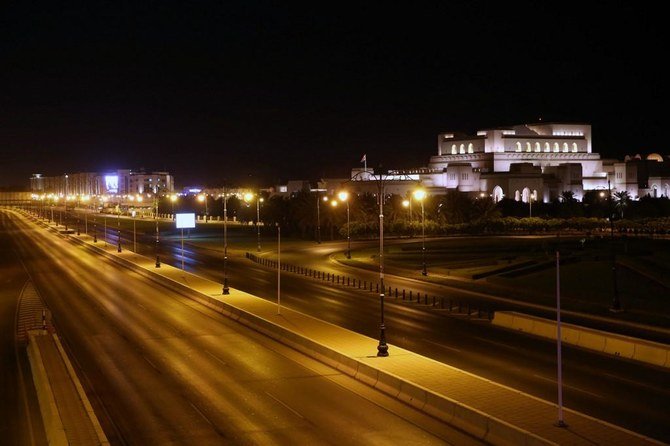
[7,210,480,446]
[27,209,670,442]
[96,222,670,443]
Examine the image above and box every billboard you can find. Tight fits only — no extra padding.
[104,175,119,193]
[175,213,196,229]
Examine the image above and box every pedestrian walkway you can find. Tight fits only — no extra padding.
[29,212,667,445]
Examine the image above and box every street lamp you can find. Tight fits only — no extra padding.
[155,193,161,268]
[170,194,177,220]
[338,191,351,259]
[347,168,419,357]
[413,188,427,276]
[402,199,412,222]
[117,204,122,252]
[244,192,264,252]
[222,190,231,295]
[608,180,620,311]
[198,193,208,222]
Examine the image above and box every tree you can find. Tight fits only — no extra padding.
[613,190,631,218]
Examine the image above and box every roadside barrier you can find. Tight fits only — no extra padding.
[246,252,493,321]
[492,311,670,368]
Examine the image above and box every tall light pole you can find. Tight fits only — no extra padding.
[155,193,161,268]
[198,193,209,222]
[413,188,427,276]
[338,191,351,259]
[222,190,230,295]
[170,194,177,220]
[608,180,620,311]
[244,192,263,252]
[346,168,419,357]
[117,203,122,252]
[315,191,327,244]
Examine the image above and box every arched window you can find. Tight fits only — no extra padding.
[515,190,520,201]
[532,189,538,202]
[554,143,560,153]
[459,144,465,154]
[526,142,532,152]
[572,143,578,153]
[535,142,541,152]
[467,143,474,154]
[522,187,530,203]
[563,143,569,152]
[653,185,658,198]
[516,142,522,152]
[451,144,457,155]
[492,186,504,203]
[545,142,550,152]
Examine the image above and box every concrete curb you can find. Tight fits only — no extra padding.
[492,311,670,368]
[53,334,111,445]
[27,330,68,446]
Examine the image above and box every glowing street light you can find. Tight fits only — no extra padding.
[413,188,427,276]
[244,192,264,251]
[170,194,177,220]
[222,189,232,295]
[198,193,209,222]
[338,191,351,259]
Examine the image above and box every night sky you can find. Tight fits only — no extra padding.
[1,2,666,189]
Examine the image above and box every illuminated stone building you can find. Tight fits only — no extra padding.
[422,122,610,202]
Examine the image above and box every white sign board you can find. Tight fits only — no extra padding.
[175,213,196,229]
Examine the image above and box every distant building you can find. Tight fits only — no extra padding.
[422,122,607,202]
[30,169,175,196]
[613,154,670,199]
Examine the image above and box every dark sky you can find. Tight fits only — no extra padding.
[1,2,666,189]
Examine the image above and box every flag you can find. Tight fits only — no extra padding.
[360,154,366,163]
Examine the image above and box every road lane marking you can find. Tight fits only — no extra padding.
[190,402,214,426]
[532,374,603,399]
[473,336,521,352]
[424,339,462,353]
[205,350,228,367]
[264,391,304,419]
[602,373,670,396]
[142,355,159,371]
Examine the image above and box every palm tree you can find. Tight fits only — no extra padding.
[613,190,631,218]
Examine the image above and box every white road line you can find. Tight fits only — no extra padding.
[142,355,159,371]
[473,336,521,352]
[602,373,670,395]
[424,339,462,353]
[190,402,213,426]
[205,350,228,367]
[265,391,304,419]
[532,374,603,399]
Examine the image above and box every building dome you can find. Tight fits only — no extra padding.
[647,153,664,162]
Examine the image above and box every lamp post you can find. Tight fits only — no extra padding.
[222,190,230,295]
[155,193,161,268]
[244,192,264,252]
[117,204,122,252]
[338,191,351,259]
[315,191,327,244]
[608,180,620,311]
[413,188,427,276]
[198,193,208,222]
[170,194,177,220]
[348,168,419,357]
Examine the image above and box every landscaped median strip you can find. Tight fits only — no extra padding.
[21,211,665,446]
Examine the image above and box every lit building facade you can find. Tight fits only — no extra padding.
[30,169,174,196]
[423,123,609,202]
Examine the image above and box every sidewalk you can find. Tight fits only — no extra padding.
[34,214,666,445]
